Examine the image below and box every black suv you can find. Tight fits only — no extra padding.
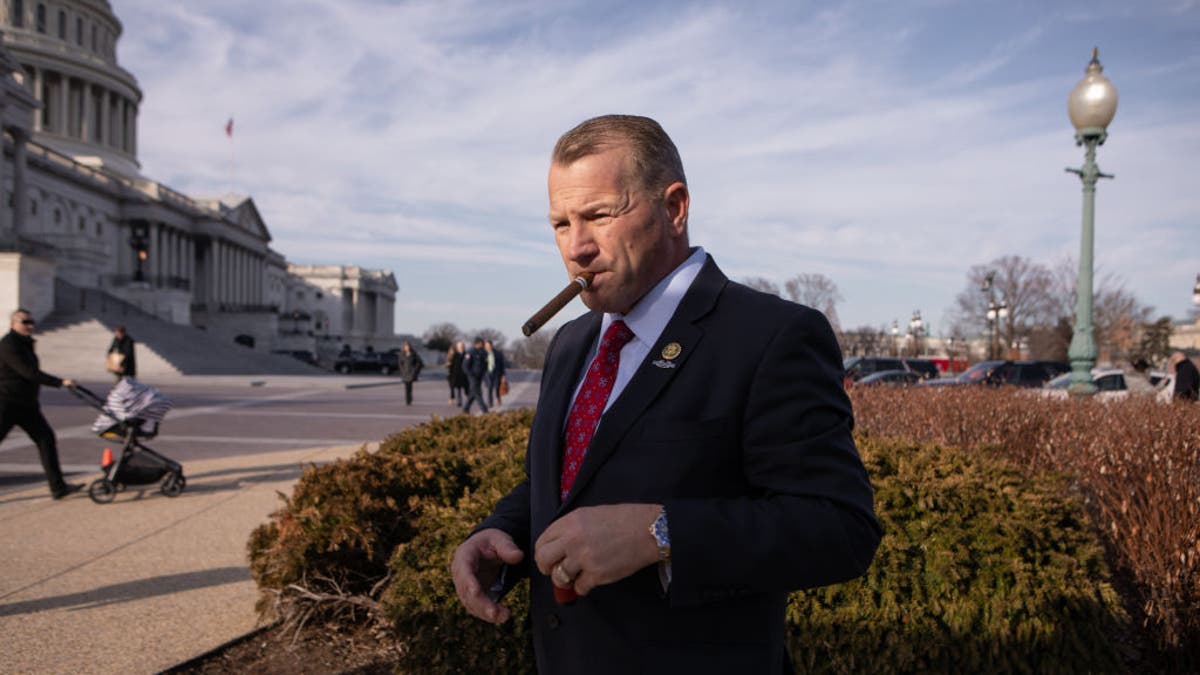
[333,351,398,375]
[927,360,1069,388]
[844,356,940,385]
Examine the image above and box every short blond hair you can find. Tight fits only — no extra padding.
[552,115,686,196]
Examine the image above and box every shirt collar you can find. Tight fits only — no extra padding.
[600,246,706,348]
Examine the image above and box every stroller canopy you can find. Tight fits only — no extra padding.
[91,378,173,434]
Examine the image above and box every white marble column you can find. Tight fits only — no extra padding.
[80,83,90,142]
[32,68,43,132]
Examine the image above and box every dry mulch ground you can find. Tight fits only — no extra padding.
[167,622,400,674]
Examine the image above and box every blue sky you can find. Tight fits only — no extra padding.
[113,0,1200,342]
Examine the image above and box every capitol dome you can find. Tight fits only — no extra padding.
[1,0,142,176]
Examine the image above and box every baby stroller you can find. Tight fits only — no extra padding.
[70,379,186,504]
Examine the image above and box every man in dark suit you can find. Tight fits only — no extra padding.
[451,115,880,673]
[462,337,490,414]
[0,308,82,499]
[1170,350,1199,402]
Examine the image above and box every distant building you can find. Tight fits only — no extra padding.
[0,0,395,353]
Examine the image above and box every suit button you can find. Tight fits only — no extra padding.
[547,613,561,630]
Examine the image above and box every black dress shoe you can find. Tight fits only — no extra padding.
[51,483,84,500]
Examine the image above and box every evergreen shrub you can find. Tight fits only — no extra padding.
[851,387,1199,665]
[247,409,1129,673]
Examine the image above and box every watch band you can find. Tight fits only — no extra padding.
[649,507,671,561]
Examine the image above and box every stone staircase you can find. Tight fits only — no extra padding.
[35,287,325,378]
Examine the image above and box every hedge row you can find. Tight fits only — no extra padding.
[249,409,1131,673]
[850,386,1199,666]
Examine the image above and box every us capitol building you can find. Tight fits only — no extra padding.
[0,0,397,359]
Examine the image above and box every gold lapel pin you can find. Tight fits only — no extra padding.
[661,342,682,360]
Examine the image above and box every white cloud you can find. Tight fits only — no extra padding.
[112,0,1200,337]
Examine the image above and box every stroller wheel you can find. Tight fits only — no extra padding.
[88,479,117,504]
[161,473,186,498]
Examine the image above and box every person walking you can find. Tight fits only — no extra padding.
[0,309,83,499]
[1170,351,1199,402]
[397,340,424,406]
[461,337,489,414]
[106,324,136,380]
[484,339,507,407]
[450,115,879,673]
[447,343,466,406]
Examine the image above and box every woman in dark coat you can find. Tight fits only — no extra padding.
[107,325,136,380]
[397,341,424,406]
[448,343,466,406]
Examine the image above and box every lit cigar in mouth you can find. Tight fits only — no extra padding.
[521,273,594,337]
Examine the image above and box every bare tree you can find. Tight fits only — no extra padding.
[951,256,1057,358]
[741,277,781,297]
[509,329,555,369]
[422,322,461,352]
[783,273,843,330]
[1048,259,1154,362]
[840,325,887,357]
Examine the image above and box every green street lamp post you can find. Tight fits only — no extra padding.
[1065,48,1119,396]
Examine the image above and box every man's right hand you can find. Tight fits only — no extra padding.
[451,528,524,624]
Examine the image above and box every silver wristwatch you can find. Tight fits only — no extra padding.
[649,507,670,561]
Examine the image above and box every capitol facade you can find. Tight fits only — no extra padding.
[0,0,397,355]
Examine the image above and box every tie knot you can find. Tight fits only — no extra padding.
[600,320,635,355]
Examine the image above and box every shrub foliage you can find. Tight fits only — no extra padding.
[851,387,1199,666]
[248,406,1139,673]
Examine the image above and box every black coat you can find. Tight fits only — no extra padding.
[0,331,63,404]
[1175,357,1200,401]
[464,346,488,380]
[448,351,468,388]
[479,257,880,674]
[107,334,137,378]
[398,350,423,383]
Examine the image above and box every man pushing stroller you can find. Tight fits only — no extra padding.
[0,308,82,499]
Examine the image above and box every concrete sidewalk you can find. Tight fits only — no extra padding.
[0,442,374,674]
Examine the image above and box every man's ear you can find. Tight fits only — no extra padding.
[662,181,690,236]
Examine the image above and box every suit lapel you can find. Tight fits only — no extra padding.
[559,258,727,512]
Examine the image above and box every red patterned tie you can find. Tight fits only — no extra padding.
[560,320,635,502]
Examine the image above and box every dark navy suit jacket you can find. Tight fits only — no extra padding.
[480,257,881,674]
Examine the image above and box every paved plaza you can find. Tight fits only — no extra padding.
[0,372,539,674]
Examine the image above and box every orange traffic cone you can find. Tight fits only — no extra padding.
[101,447,114,468]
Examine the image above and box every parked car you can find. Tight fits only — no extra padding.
[844,356,940,387]
[333,351,398,375]
[857,369,924,387]
[921,360,1069,388]
[1040,368,1129,401]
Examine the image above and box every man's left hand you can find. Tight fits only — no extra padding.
[534,503,661,596]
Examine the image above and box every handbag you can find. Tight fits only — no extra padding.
[499,375,510,396]
[106,351,125,374]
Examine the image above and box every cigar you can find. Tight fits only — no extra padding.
[521,273,594,337]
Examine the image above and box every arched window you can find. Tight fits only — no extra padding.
[35,3,45,33]
[75,16,82,44]
[11,0,24,28]
[56,8,64,38]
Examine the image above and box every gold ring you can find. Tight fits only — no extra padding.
[552,562,573,586]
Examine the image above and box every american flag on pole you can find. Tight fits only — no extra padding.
[225,117,233,138]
